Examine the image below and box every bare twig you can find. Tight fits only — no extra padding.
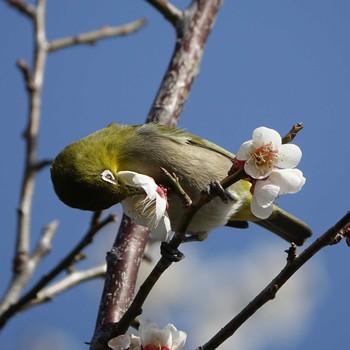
[1,0,50,316]
[198,212,350,350]
[23,264,106,310]
[282,122,304,144]
[0,220,58,315]
[145,0,182,25]
[30,220,59,266]
[0,213,116,329]
[6,0,35,18]
[48,19,147,53]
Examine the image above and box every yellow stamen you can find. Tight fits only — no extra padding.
[252,142,278,171]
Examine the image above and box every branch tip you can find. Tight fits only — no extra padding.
[282,122,304,144]
[48,19,147,53]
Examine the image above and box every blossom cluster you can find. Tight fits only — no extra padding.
[108,319,186,350]
[236,126,305,219]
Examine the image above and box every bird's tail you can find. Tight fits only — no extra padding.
[227,205,312,246]
[255,206,312,245]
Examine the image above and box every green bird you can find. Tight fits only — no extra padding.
[51,123,312,245]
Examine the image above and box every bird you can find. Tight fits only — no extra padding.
[50,122,312,246]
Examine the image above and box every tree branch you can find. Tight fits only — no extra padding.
[197,212,350,350]
[145,0,182,25]
[0,0,50,316]
[6,0,35,18]
[0,213,115,329]
[23,264,106,310]
[0,220,58,315]
[147,0,224,126]
[48,19,147,53]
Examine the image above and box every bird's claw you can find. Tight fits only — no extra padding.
[160,242,185,262]
[206,180,235,203]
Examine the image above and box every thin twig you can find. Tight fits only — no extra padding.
[48,19,147,53]
[198,212,350,350]
[161,168,192,207]
[282,122,304,144]
[23,264,106,310]
[0,213,116,329]
[30,220,59,266]
[0,220,58,315]
[145,0,182,25]
[6,0,35,18]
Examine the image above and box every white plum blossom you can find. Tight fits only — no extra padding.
[118,171,172,242]
[107,319,187,350]
[235,126,305,219]
[139,319,187,350]
[236,126,302,179]
[251,168,306,219]
[108,334,141,350]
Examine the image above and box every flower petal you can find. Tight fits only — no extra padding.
[154,192,167,225]
[163,325,186,350]
[253,180,280,207]
[140,320,158,345]
[251,194,274,219]
[150,214,172,242]
[236,140,254,160]
[275,144,302,168]
[252,127,281,149]
[108,334,141,350]
[268,168,306,194]
[118,171,157,198]
[121,195,148,226]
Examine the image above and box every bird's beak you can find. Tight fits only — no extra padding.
[124,183,146,196]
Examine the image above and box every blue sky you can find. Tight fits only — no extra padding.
[1,1,350,349]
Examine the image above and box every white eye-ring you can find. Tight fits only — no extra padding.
[100,169,116,185]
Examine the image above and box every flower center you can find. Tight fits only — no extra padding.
[252,143,277,171]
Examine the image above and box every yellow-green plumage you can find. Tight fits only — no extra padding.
[51,123,312,245]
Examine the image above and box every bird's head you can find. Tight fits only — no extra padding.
[50,131,143,211]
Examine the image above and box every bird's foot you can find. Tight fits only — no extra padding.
[205,180,235,203]
[160,242,185,262]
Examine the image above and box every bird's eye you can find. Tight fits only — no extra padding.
[100,169,116,185]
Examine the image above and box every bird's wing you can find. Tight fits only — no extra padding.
[136,123,235,160]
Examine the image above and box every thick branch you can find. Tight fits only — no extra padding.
[90,218,149,348]
[198,212,350,350]
[48,19,147,53]
[147,0,224,126]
